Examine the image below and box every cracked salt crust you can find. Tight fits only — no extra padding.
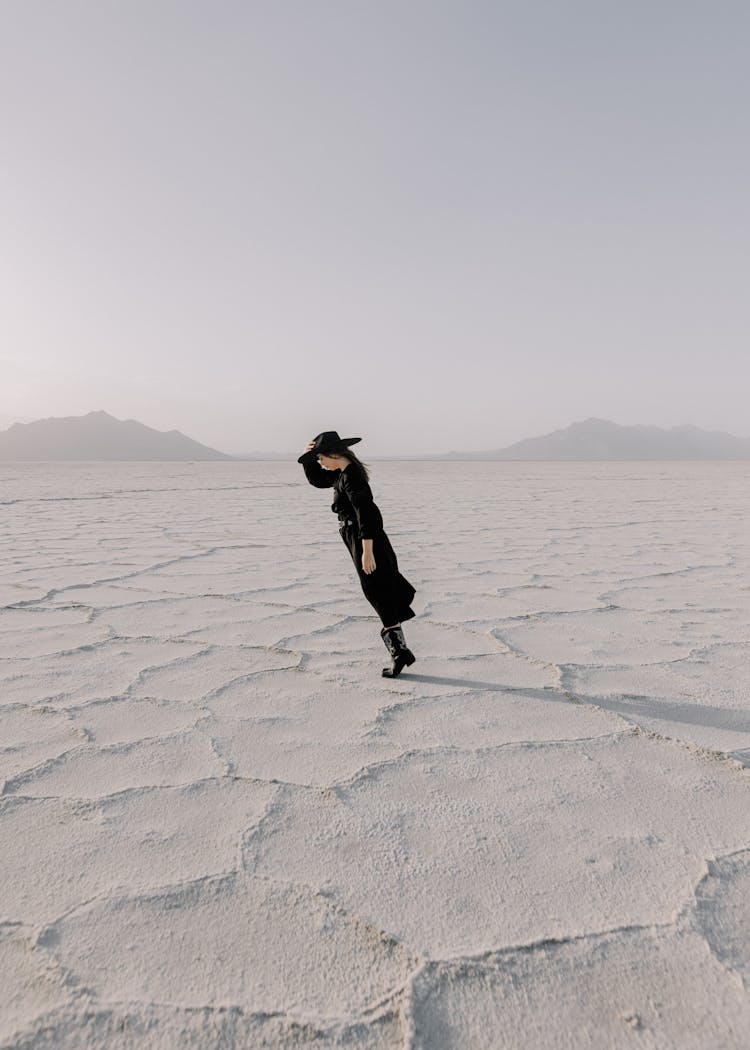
[0,779,276,926]
[34,872,419,1018]
[1,460,749,1049]
[407,925,750,1049]
[243,732,750,958]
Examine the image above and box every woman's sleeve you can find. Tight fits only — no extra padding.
[301,459,338,488]
[343,475,383,540]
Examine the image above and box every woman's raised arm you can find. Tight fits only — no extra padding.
[300,441,338,488]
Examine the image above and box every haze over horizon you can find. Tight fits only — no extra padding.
[2,1,748,456]
[3,409,750,461]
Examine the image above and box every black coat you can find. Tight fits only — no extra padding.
[302,459,416,627]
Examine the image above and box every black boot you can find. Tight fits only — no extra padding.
[381,626,416,678]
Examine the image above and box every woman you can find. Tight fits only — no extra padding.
[298,431,417,677]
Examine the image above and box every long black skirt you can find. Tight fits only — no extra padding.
[339,522,416,627]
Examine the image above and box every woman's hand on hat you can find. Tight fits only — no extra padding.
[305,439,316,453]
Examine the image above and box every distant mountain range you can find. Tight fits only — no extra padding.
[0,411,231,461]
[1,413,748,460]
[440,418,750,460]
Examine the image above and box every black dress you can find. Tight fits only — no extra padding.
[302,459,416,627]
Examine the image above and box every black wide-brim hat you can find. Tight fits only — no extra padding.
[298,431,362,463]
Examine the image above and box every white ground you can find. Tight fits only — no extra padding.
[1,460,749,1049]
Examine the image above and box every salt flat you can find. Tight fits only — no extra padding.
[1,460,749,1049]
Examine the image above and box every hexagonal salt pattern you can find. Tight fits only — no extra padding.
[2,460,749,1049]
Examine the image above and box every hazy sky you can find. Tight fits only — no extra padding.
[2,1,748,455]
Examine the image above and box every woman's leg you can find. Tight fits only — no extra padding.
[341,526,416,674]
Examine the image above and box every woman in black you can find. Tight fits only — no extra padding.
[298,431,417,677]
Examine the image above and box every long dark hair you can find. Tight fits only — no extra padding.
[342,447,370,481]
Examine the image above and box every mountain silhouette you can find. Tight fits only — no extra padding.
[444,419,750,460]
[0,411,232,461]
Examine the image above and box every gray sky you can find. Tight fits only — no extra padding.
[2,1,748,455]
